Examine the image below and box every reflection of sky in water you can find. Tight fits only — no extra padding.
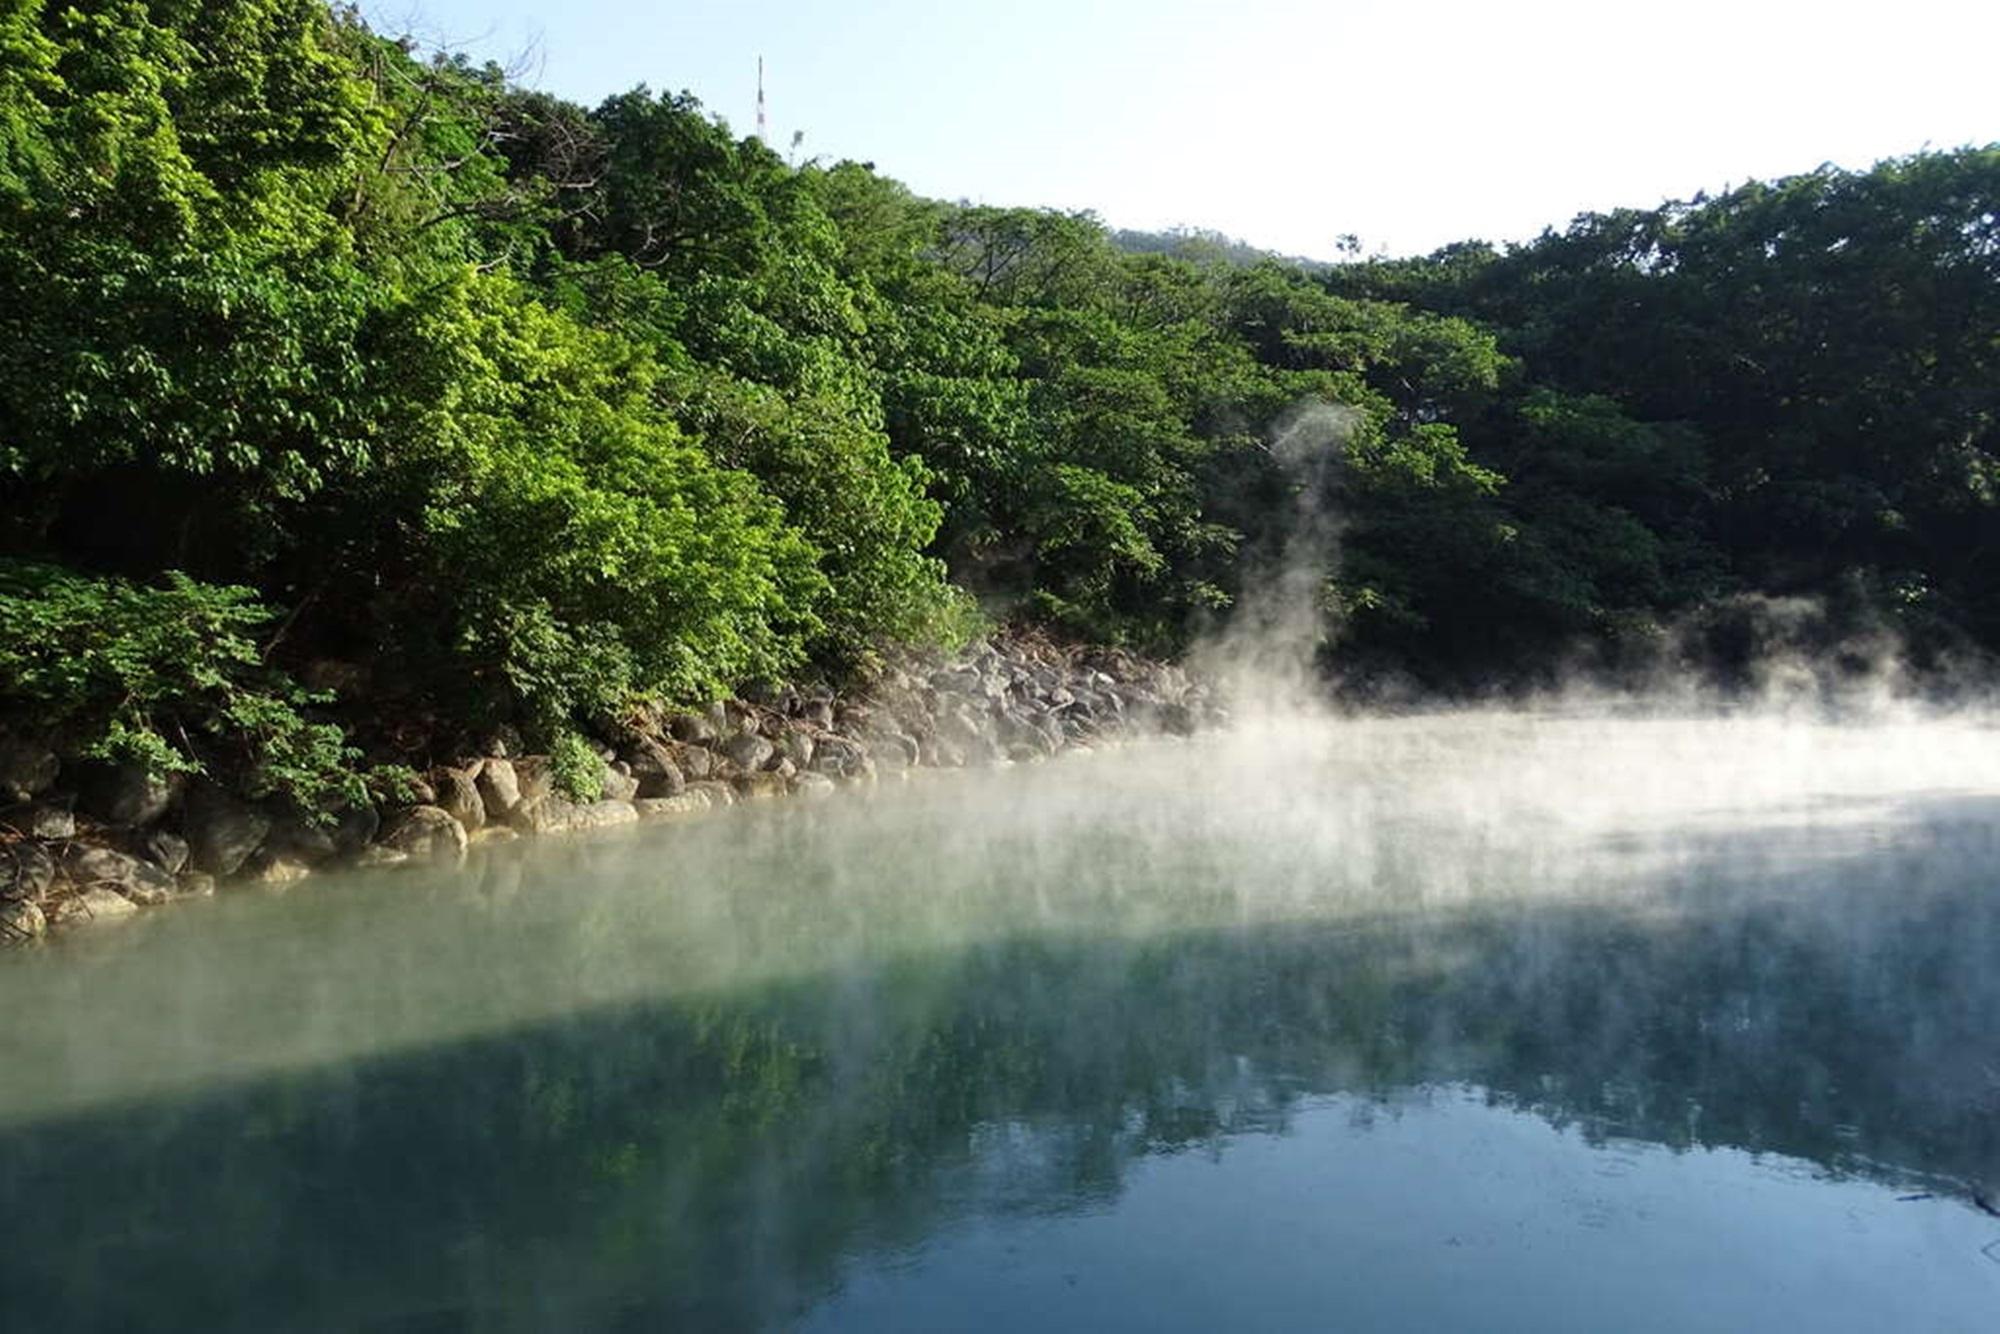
[809,1089,2000,1333]
[3,713,2000,1328]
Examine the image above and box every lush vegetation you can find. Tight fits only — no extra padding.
[1,0,1996,799]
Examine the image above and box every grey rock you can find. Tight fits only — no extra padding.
[635,792,712,819]
[19,801,74,840]
[331,803,380,856]
[669,742,713,782]
[790,772,837,799]
[768,756,798,781]
[475,757,523,819]
[265,814,339,865]
[435,767,486,833]
[76,763,179,827]
[722,732,774,772]
[508,796,638,835]
[139,829,190,876]
[809,734,874,780]
[1,897,46,943]
[512,756,554,806]
[732,772,789,800]
[244,855,313,887]
[598,762,640,804]
[623,738,687,798]
[176,871,217,897]
[377,806,469,862]
[0,841,57,901]
[684,780,737,808]
[72,885,139,922]
[667,711,719,745]
[0,736,58,803]
[67,846,176,904]
[352,846,410,870]
[184,787,270,877]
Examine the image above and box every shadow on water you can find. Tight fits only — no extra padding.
[2,720,1999,1329]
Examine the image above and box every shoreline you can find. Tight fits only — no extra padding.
[1,636,1222,947]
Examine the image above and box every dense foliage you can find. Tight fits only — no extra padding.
[1,0,1995,793]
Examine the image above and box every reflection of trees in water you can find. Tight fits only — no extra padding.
[3,800,1997,1330]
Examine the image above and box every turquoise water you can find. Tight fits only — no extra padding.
[3,714,1998,1330]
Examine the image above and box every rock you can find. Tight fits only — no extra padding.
[668,711,719,745]
[598,762,640,804]
[176,871,217,897]
[634,792,712,819]
[138,829,190,876]
[475,757,523,819]
[1,897,46,943]
[352,846,409,870]
[406,777,438,805]
[512,756,554,806]
[732,772,789,800]
[71,886,139,922]
[468,825,518,847]
[245,855,312,887]
[790,772,837,799]
[722,732,775,772]
[15,801,74,840]
[669,741,714,781]
[799,698,835,730]
[808,734,874,780]
[376,806,468,862]
[66,846,176,905]
[75,763,179,827]
[684,780,737,808]
[624,738,687,798]
[183,787,270,877]
[774,726,815,770]
[479,724,525,759]
[0,841,56,901]
[331,803,380,857]
[0,736,59,803]
[768,756,798,781]
[264,814,339,866]
[508,797,638,835]
[435,767,486,833]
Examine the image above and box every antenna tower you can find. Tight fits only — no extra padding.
[756,56,767,142]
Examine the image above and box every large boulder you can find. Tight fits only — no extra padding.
[66,846,177,905]
[0,736,58,804]
[434,767,486,834]
[376,806,468,862]
[512,756,554,806]
[475,758,523,820]
[75,763,180,827]
[183,787,270,877]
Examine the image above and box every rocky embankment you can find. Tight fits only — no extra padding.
[0,637,1220,945]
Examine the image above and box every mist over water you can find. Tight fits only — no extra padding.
[3,701,2000,1329]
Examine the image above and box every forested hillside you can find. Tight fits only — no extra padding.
[2,0,1996,804]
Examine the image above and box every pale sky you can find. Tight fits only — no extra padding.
[367,0,2000,259]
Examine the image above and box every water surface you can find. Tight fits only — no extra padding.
[3,713,1998,1330]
